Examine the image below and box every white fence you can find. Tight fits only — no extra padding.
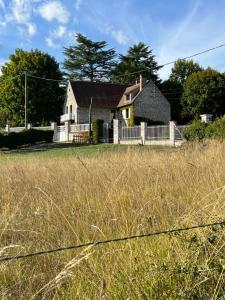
[146,125,169,140]
[121,126,141,139]
[114,120,187,146]
[9,127,25,133]
[70,124,91,132]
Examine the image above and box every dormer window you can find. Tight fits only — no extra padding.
[126,93,131,101]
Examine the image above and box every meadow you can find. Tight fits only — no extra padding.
[0,141,225,299]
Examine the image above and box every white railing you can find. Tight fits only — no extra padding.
[60,113,75,123]
[121,126,141,139]
[70,124,91,132]
[33,126,52,131]
[146,125,169,140]
[57,126,65,132]
[9,127,25,133]
[175,125,187,140]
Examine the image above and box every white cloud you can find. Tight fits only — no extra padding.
[111,30,128,45]
[75,0,81,11]
[37,0,69,24]
[45,25,68,48]
[3,0,37,37]
[0,0,5,9]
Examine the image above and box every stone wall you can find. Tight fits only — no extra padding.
[77,107,113,124]
[134,80,171,124]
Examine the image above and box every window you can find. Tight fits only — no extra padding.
[70,105,72,114]
[125,108,130,119]
[125,94,130,101]
[66,106,68,114]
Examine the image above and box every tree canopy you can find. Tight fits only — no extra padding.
[111,42,161,84]
[182,69,225,119]
[0,49,64,127]
[63,34,116,81]
[169,59,202,85]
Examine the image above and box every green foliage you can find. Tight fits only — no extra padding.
[169,59,202,85]
[0,129,53,149]
[63,33,116,81]
[183,120,207,141]
[111,42,161,84]
[127,105,135,126]
[92,119,104,144]
[205,116,225,139]
[182,69,225,119]
[0,49,64,126]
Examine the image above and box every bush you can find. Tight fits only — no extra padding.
[92,119,104,144]
[0,129,54,149]
[183,120,207,141]
[205,116,225,139]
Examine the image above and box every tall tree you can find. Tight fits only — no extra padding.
[0,49,64,126]
[182,69,225,119]
[63,34,116,81]
[111,42,161,84]
[169,59,202,85]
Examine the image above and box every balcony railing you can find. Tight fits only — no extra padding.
[60,113,75,123]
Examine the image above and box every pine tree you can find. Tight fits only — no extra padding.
[111,42,161,84]
[63,34,116,81]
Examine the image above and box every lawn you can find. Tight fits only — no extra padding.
[0,141,225,299]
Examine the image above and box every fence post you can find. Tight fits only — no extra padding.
[51,122,58,142]
[65,121,71,142]
[5,124,10,132]
[140,122,147,145]
[27,123,32,129]
[113,119,119,144]
[169,121,176,146]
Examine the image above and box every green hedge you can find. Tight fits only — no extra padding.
[183,120,207,141]
[0,129,54,149]
[92,119,104,144]
[205,116,225,139]
[183,116,225,141]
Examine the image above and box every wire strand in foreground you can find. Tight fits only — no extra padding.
[0,220,225,263]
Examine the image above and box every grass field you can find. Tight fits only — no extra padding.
[0,141,225,299]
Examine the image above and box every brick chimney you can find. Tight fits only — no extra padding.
[139,74,146,91]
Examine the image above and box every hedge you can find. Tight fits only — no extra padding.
[92,119,104,144]
[0,129,54,149]
[183,116,225,141]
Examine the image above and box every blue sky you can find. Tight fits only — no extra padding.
[0,0,225,79]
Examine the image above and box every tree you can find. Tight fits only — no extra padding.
[0,49,64,126]
[63,34,116,81]
[182,69,225,119]
[169,59,202,85]
[111,42,161,84]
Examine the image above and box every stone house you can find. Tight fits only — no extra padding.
[60,77,171,125]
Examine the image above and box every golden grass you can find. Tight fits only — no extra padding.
[0,141,225,299]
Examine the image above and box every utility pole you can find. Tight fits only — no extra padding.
[88,96,93,143]
[24,71,28,129]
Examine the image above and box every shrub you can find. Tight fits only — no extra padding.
[205,116,225,139]
[92,119,104,144]
[0,129,53,149]
[183,120,207,141]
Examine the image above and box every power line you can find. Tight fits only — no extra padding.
[0,219,224,263]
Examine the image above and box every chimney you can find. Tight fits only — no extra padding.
[139,74,146,91]
[140,74,143,91]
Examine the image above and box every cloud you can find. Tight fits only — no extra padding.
[75,0,81,11]
[0,0,5,9]
[111,30,128,45]
[3,0,37,37]
[37,0,69,24]
[45,25,68,48]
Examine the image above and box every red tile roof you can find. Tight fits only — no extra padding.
[69,80,130,109]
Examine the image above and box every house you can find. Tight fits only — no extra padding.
[60,76,171,125]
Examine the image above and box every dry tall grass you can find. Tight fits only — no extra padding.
[0,142,225,299]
